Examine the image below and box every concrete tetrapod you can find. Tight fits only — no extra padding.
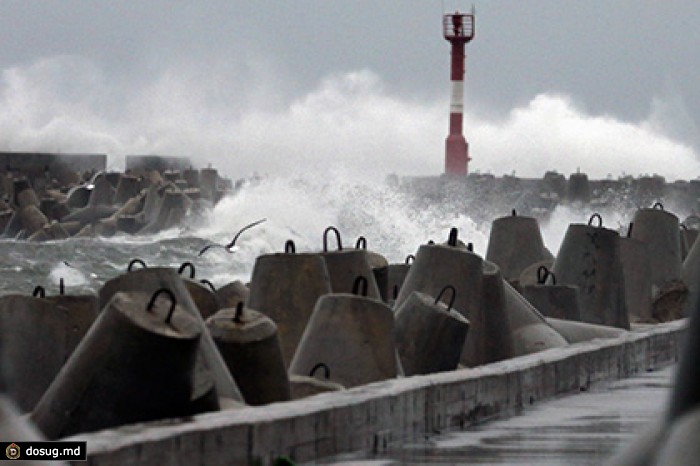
[140,183,164,226]
[27,221,71,242]
[479,261,516,364]
[109,191,146,225]
[60,205,118,229]
[99,263,243,402]
[620,229,654,323]
[544,317,626,344]
[289,276,399,388]
[13,178,40,208]
[501,279,568,357]
[395,229,484,366]
[373,254,413,304]
[0,209,13,234]
[552,214,630,329]
[394,286,469,376]
[630,203,683,301]
[113,174,142,205]
[681,233,700,320]
[199,167,218,202]
[182,168,200,189]
[485,209,551,284]
[2,210,23,238]
[680,226,699,261]
[319,227,381,299]
[87,174,115,207]
[247,240,332,367]
[289,363,345,400]
[139,188,192,234]
[520,266,582,321]
[177,262,219,319]
[18,204,49,235]
[102,171,122,188]
[65,185,91,209]
[31,290,201,440]
[668,265,700,426]
[163,170,181,183]
[567,171,590,204]
[612,251,700,465]
[354,236,389,269]
[206,303,290,406]
[0,290,97,413]
[215,280,250,310]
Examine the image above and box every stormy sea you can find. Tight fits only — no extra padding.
[0,170,659,298]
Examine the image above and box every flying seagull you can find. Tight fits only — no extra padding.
[198,218,267,256]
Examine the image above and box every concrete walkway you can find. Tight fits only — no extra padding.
[321,365,674,465]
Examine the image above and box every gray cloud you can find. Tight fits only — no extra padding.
[0,1,698,176]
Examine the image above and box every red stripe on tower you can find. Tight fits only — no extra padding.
[443,11,475,176]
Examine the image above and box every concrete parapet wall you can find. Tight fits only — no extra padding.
[125,155,192,172]
[0,152,106,177]
[72,320,687,465]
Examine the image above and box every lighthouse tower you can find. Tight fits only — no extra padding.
[443,11,475,175]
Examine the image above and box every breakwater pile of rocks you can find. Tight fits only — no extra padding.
[0,152,698,465]
[0,204,696,460]
[398,170,700,223]
[0,152,233,240]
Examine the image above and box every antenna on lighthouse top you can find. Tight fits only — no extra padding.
[443,10,475,41]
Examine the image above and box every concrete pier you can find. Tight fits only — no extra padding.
[327,365,674,465]
[70,320,685,465]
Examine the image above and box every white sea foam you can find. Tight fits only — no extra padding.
[198,173,487,267]
[0,57,697,286]
[0,57,697,180]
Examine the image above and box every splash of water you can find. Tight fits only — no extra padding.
[0,57,698,179]
[198,173,487,271]
[0,57,698,291]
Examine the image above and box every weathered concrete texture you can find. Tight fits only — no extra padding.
[70,320,687,466]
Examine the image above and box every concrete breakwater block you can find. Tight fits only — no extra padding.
[520,266,582,322]
[553,214,629,330]
[99,265,244,402]
[485,210,551,284]
[0,155,233,241]
[502,279,568,356]
[246,240,332,368]
[207,303,291,406]
[395,229,484,367]
[630,204,682,301]
[67,320,687,465]
[319,227,382,299]
[31,290,202,439]
[394,287,469,376]
[373,255,412,305]
[0,291,97,412]
[289,276,400,388]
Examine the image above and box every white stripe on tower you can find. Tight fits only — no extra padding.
[450,80,464,114]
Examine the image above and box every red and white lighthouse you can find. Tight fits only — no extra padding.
[443,11,475,175]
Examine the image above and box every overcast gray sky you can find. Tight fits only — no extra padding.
[0,1,698,178]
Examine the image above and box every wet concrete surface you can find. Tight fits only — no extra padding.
[316,365,675,466]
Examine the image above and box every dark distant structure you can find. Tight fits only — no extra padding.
[0,152,106,182]
[125,155,192,173]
